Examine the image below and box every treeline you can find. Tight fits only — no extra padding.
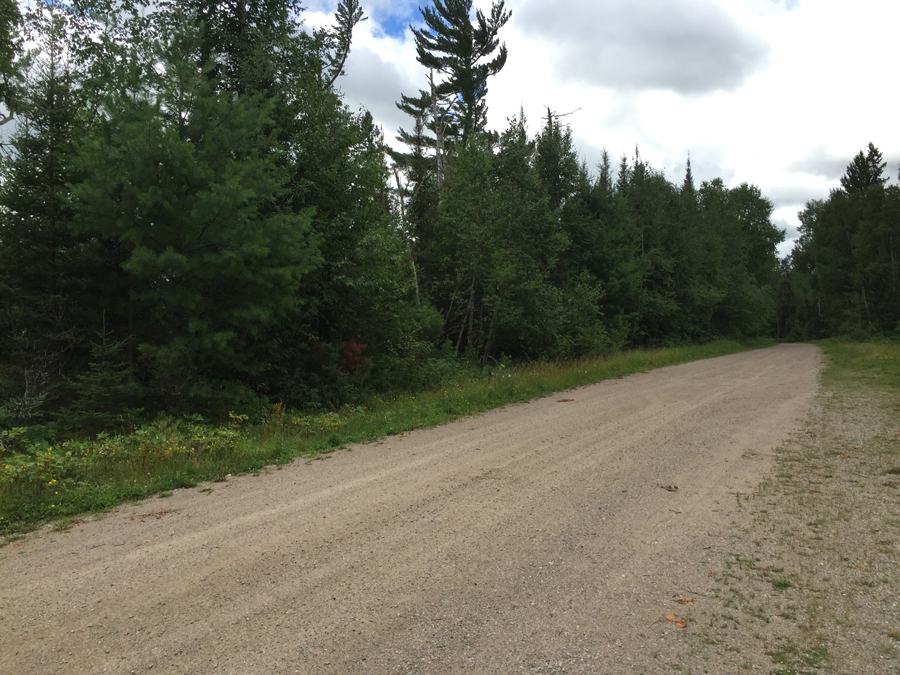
[778,143,900,339]
[0,0,784,443]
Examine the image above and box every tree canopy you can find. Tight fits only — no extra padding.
[0,0,823,447]
[780,143,900,339]
[410,0,510,147]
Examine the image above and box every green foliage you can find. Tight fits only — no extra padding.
[0,426,27,455]
[609,158,783,345]
[783,144,900,338]
[0,0,793,456]
[0,0,22,122]
[56,331,144,435]
[70,18,319,410]
[0,339,763,532]
[840,142,887,194]
[700,180,784,338]
[392,0,513,293]
[410,0,511,146]
[431,114,604,363]
[0,414,243,528]
[0,2,91,428]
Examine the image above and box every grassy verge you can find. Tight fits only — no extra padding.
[674,340,900,674]
[0,338,771,535]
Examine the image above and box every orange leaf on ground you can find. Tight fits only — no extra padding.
[673,597,694,606]
[557,398,574,403]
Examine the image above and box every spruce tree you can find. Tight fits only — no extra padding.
[597,149,613,195]
[0,2,91,426]
[535,108,580,212]
[840,142,887,194]
[616,153,632,193]
[58,328,144,435]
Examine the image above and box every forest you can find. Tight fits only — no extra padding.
[0,0,897,450]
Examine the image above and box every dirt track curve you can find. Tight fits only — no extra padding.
[0,344,820,675]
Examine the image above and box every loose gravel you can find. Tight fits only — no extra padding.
[0,344,821,674]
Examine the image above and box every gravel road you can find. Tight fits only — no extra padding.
[0,344,820,674]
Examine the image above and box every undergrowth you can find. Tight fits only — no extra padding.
[0,339,770,533]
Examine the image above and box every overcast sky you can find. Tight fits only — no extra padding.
[308,0,899,256]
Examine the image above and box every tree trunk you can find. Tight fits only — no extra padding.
[455,271,476,353]
[429,72,445,193]
[890,232,897,293]
[392,166,420,306]
[482,303,500,365]
[466,277,476,349]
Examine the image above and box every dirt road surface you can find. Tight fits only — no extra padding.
[0,344,820,674]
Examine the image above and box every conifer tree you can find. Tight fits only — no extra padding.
[0,0,22,125]
[616,153,631,193]
[0,2,91,426]
[409,0,511,148]
[840,142,887,194]
[70,17,319,409]
[535,108,580,212]
[788,143,899,335]
[597,149,613,195]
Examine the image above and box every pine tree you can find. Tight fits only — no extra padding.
[0,0,22,125]
[70,17,319,409]
[409,0,511,147]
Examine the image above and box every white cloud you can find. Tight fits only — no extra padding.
[337,45,409,129]
[515,0,771,95]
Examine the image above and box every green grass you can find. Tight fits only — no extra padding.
[768,643,829,674]
[0,338,771,534]
[819,339,900,388]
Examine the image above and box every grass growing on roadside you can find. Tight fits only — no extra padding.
[677,339,900,673]
[0,338,771,534]
[819,338,900,389]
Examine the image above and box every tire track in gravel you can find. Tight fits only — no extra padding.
[0,344,820,674]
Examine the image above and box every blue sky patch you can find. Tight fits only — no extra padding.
[376,12,414,39]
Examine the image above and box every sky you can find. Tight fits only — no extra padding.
[308,0,900,257]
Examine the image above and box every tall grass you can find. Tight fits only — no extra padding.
[1,339,772,533]
[819,338,900,388]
